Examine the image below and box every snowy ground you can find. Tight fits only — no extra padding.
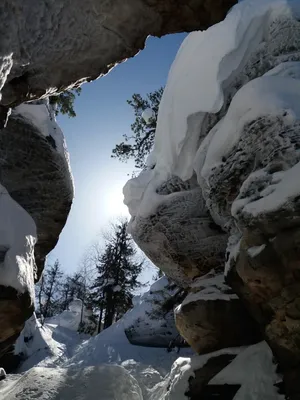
[0,319,190,400]
[0,293,283,400]
[0,282,192,400]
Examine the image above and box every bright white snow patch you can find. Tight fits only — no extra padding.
[0,183,36,296]
[210,342,284,400]
[142,108,155,124]
[0,368,6,381]
[1,366,142,400]
[241,162,300,217]
[155,347,242,400]
[69,277,191,370]
[177,271,238,307]
[47,299,94,333]
[14,314,65,372]
[247,244,266,258]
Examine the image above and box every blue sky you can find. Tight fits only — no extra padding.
[49,33,187,281]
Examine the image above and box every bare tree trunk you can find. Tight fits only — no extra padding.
[104,288,115,329]
[37,275,45,325]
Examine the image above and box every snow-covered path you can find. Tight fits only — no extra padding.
[0,295,190,400]
[1,366,143,400]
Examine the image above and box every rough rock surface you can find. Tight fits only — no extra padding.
[175,270,261,354]
[0,0,236,110]
[130,176,228,286]
[194,13,300,400]
[0,104,73,370]
[227,227,300,399]
[123,4,300,399]
[125,277,186,348]
[0,109,73,277]
[0,287,33,372]
[159,342,283,399]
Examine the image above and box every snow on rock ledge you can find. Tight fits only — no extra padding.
[174,270,261,354]
[157,342,283,400]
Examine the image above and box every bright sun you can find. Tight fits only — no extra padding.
[104,184,129,218]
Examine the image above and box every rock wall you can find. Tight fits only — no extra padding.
[124,1,300,398]
[0,102,73,370]
[0,0,236,114]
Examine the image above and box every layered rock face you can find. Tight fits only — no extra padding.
[0,0,236,112]
[129,176,228,286]
[124,1,300,398]
[0,102,73,370]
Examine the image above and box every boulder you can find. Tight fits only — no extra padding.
[159,343,283,400]
[124,276,186,348]
[0,0,236,109]
[175,270,261,354]
[227,228,300,400]
[129,177,228,287]
[0,103,73,277]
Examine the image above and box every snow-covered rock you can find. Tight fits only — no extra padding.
[1,101,73,277]
[156,342,283,400]
[174,269,261,354]
[0,184,36,371]
[123,1,300,397]
[0,0,234,109]
[0,101,73,369]
[124,277,184,347]
[126,176,228,286]
[0,368,6,381]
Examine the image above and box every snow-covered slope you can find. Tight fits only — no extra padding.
[1,366,143,400]
[0,283,282,400]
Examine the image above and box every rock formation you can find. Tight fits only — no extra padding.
[0,0,236,112]
[124,277,186,348]
[123,1,300,398]
[0,0,237,376]
[0,102,73,370]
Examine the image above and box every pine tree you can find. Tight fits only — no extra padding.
[49,87,81,118]
[37,260,64,319]
[59,273,86,312]
[91,221,143,331]
[111,87,164,169]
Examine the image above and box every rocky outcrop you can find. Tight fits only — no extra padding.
[0,104,73,277]
[0,102,73,369]
[0,0,236,111]
[123,2,300,398]
[0,288,34,373]
[124,277,186,348]
[159,342,283,399]
[130,176,228,286]
[175,271,261,354]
